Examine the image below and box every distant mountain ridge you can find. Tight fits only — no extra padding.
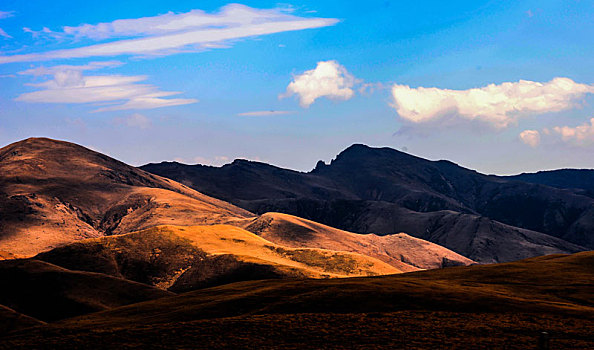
[505,169,594,198]
[142,144,592,262]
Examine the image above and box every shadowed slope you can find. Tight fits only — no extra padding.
[242,212,474,271]
[0,305,44,336]
[0,259,172,322]
[55,251,594,325]
[0,138,252,257]
[506,169,594,198]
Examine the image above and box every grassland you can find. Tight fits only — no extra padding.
[1,251,592,349]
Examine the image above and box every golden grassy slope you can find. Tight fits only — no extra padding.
[35,224,401,293]
[157,224,401,278]
[242,212,474,271]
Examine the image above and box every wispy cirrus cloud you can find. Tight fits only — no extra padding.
[237,110,295,116]
[0,11,13,19]
[0,28,11,39]
[15,63,196,112]
[391,78,594,128]
[1,4,337,63]
[0,10,13,39]
[18,61,124,76]
[282,60,358,107]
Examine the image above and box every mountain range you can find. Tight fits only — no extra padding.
[0,138,471,281]
[142,144,593,263]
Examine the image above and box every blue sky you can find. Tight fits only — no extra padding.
[0,0,592,174]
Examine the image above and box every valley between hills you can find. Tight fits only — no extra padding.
[0,137,593,349]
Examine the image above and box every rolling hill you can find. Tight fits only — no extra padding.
[0,137,252,257]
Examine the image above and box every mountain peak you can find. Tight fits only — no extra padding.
[329,143,421,168]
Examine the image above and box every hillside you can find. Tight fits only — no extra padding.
[0,137,252,257]
[36,224,401,292]
[3,251,593,349]
[241,212,473,270]
[142,144,592,262]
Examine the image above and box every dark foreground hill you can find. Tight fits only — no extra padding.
[142,144,592,262]
[2,251,593,349]
[0,259,172,323]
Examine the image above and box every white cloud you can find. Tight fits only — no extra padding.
[552,118,594,146]
[193,155,230,166]
[237,110,294,116]
[114,113,152,129]
[282,60,357,107]
[1,4,337,63]
[391,78,594,128]
[15,63,196,112]
[519,130,540,147]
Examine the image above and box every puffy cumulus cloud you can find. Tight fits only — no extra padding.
[519,130,541,147]
[282,60,357,107]
[15,63,196,112]
[552,118,594,146]
[237,110,294,116]
[1,4,337,63]
[391,78,594,128]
